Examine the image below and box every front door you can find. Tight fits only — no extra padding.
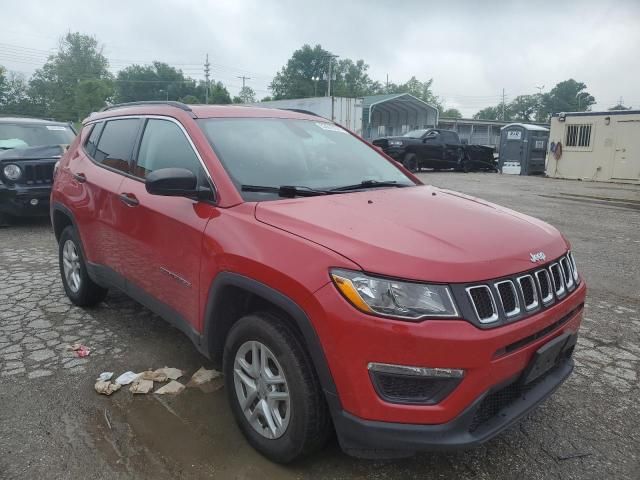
[117,117,216,329]
[612,120,640,180]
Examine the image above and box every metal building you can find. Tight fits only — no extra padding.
[438,118,549,150]
[251,96,363,135]
[546,110,640,184]
[362,94,439,140]
[498,123,550,175]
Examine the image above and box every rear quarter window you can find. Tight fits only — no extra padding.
[93,119,141,174]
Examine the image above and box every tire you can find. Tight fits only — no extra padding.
[403,153,418,173]
[223,312,331,463]
[58,226,108,307]
[456,152,471,173]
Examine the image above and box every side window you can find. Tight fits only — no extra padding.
[134,119,201,179]
[84,122,103,157]
[93,119,140,174]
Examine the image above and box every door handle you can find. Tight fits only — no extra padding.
[72,172,86,183]
[119,193,139,207]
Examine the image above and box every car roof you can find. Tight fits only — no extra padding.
[85,103,327,124]
[0,116,70,126]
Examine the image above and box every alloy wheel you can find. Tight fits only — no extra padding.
[62,239,82,293]
[233,340,291,439]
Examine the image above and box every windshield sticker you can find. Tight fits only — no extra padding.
[46,125,67,131]
[315,122,346,133]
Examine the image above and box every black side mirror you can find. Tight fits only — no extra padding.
[146,168,198,197]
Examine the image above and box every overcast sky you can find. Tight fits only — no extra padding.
[1,0,638,116]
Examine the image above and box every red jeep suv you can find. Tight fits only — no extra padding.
[51,101,586,463]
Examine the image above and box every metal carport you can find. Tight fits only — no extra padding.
[362,93,439,140]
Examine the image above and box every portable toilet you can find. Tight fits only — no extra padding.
[499,123,550,175]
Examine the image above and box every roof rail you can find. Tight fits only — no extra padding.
[279,108,322,118]
[100,101,193,112]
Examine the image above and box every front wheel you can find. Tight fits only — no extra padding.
[58,226,108,306]
[224,313,331,463]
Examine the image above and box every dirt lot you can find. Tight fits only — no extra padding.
[1,172,639,479]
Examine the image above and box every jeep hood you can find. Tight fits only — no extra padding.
[254,185,568,283]
[0,144,66,162]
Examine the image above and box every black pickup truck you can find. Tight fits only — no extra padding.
[372,128,496,173]
[0,117,75,226]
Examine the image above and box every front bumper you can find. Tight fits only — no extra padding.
[333,356,573,453]
[0,185,51,217]
[312,280,585,428]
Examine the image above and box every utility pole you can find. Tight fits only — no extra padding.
[386,73,389,91]
[323,54,338,97]
[204,54,211,104]
[237,75,251,102]
[501,88,506,121]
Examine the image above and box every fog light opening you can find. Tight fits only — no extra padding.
[30,198,40,206]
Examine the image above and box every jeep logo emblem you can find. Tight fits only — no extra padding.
[530,252,546,263]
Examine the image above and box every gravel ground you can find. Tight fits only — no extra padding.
[0,172,639,479]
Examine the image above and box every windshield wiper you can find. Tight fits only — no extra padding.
[328,180,410,192]
[241,184,330,198]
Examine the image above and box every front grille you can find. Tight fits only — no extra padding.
[466,253,578,325]
[549,263,565,297]
[371,372,461,405]
[517,275,539,310]
[496,280,520,317]
[466,286,498,323]
[22,162,55,185]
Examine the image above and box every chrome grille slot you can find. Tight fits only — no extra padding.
[568,251,580,284]
[495,280,520,317]
[535,269,554,305]
[517,275,539,311]
[466,286,499,323]
[560,256,575,290]
[549,263,566,297]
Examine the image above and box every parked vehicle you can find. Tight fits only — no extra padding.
[0,117,75,226]
[372,128,496,172]
[51,101,586,463]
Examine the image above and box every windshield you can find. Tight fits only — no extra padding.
[403,129,429,138]
[0,123,75,150]
[198,118,414,200]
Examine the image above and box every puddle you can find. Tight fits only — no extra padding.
[88,387,297,478]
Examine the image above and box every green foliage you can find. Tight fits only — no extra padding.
[28,32,112,121]
[472,79,596,122]
[270,44,383,100]
[440,108,462,119]
[180,95,200,104]
[208,81,232,104]
[233,86,256,104]
[385,77,441,110]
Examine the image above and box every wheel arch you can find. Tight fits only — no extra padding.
[51,202,77,243]
[203,272,340,405]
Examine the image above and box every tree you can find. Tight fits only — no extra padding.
[28,32,112,121]
[0,69,41,117]
[180,94,200,104]
[509,95,539,122]
[261,96,273,102]
[473,104,510,121]
[269,44,382,99]
[115,62,198,103]
[540,79,595,118]
[208,81,232,104]
[441,108,462,119]
[386,76,441,110]
[75,79,113,119]
[233,86,256,104]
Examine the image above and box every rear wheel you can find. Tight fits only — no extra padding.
[223,313,331,463]
[58,226,108,306]
[403,153,418,173]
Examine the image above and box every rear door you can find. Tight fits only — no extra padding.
[417,130,444,166]
[70,118,141,284]
[117,117,216,329]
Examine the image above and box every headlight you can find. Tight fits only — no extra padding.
[330,269,459,320]
[3,164,22,181]
[388,140,403,146]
